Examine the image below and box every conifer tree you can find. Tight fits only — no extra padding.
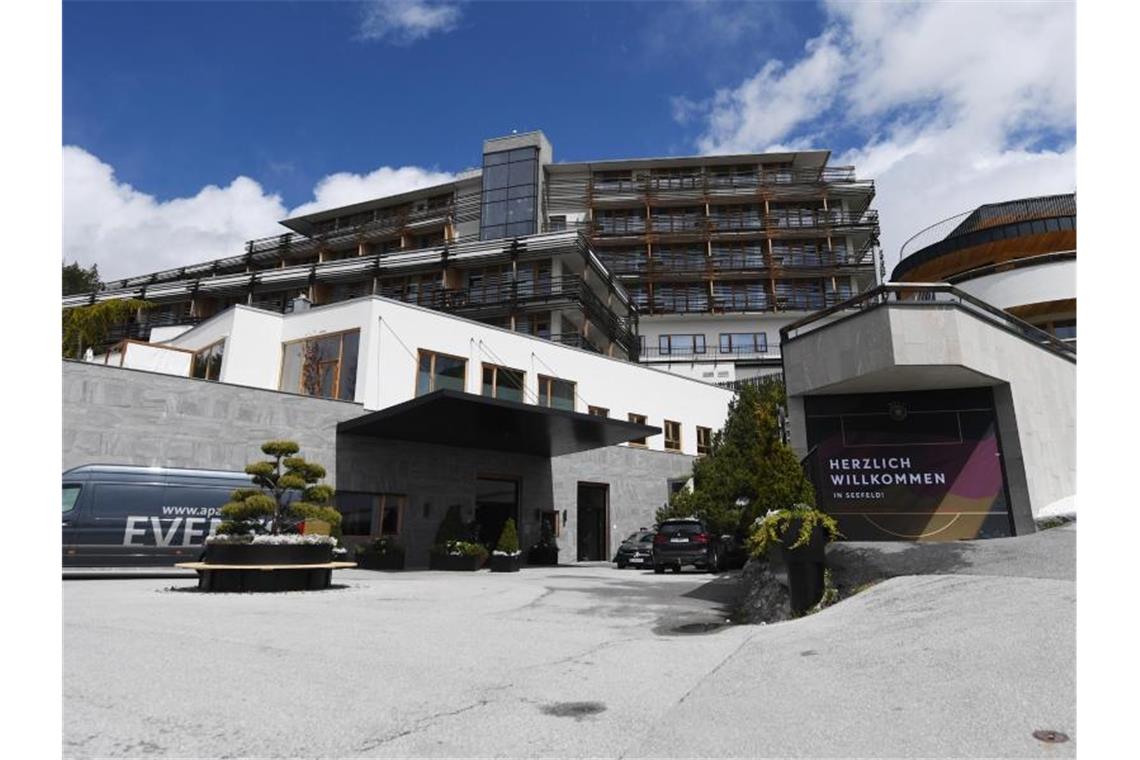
[219,440,341,535]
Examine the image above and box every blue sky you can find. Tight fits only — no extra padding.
[65,1,826,206]
[63,1,1076,279]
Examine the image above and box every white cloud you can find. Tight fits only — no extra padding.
[358,1,462,45]
[63,146,457,281]
[289,165,456,218]
[682,0,1076,271]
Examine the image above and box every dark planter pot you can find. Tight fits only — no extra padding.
[359,552,406,571]
[779,520,827,615]
[489,554,522,573]
[204,542,333,566]
[526,545,559,566]
[429,553,485,571]
[197,566,333,593]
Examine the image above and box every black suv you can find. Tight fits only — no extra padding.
[652,518,723,574]
[613,530,656,569]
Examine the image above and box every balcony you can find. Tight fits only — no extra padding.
[638,344,780,362]
[589,166,868,203]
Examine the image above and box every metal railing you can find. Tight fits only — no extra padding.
[780,282,1077,360]
[638,345,779,361]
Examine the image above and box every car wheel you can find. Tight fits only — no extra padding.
[707,551,719,574]
[671,565,682,574]
[617,561,627,569]
[654,564,665,574]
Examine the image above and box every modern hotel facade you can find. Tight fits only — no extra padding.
[64,130,880,384]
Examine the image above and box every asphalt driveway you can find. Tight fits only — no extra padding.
[64,530,1074,758]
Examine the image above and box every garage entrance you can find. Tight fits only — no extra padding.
[577,482,609,561]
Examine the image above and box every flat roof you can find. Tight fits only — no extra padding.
[337,389,660,457]
[546,149,832,172]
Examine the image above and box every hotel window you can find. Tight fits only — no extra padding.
[336,492,406,537]
[658,334,706,356]
[628,413,648,447]
[482,364,526,403]
[480,146,539,241]
[517,314,551,340]
[696,426,712,456]
[191,339,225,381]
[588,406,609,418]
[279,330,359,401]
[718,332,768,355]
[538,375,575,412]
[416,350,467,396]
[664,420,682,451]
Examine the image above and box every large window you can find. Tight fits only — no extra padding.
[664,420,682,451]
[192,340,225,381]
[280,330,359,401]
[336,492,406,537]
[718,332,768,355]
[417,350,467,396]
[628,413,648,447]
[482,364,526,403]
[696,426,712,456]
[538,375,575,412]
[480,147,539,241]
[658,334,706,356]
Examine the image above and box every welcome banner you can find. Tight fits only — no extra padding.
[804,388,1013,541]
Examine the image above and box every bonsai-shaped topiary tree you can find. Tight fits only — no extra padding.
[218,440,341,537]
[495,519,520,556]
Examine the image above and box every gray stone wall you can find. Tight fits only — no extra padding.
[552,446,696,562]
[63,361,362,483]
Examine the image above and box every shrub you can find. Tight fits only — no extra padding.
[357,536,404,557]
[436,540,488,560]
[748,504,841,559]
[495,519,520,555]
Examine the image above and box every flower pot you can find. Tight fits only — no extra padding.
[778,520,827,564]
[490,554,522,573]
[359,551,406,571]
[526,545,559,566]
[429,553,485,571]
[203,542,333,566]
[778,519,827,615]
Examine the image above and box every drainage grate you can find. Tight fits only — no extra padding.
[1032,730,1070,744]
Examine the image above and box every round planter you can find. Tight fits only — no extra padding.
[204,542,333,566]
[778,520,827,564]
[489,554,522,573]
[778,519,827,615]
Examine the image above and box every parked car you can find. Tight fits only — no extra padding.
[652,518,724,574]
[613,529,656,569]
[62,464,254,567]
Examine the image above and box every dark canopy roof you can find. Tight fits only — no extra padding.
[336,390,660,457]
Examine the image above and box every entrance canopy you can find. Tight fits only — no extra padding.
[337,390,660,457]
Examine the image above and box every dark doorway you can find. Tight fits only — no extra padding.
[577,482,609,561]
[475,477,519,551]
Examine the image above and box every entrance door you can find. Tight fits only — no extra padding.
[475,478,519,552]
[577,482,609,561]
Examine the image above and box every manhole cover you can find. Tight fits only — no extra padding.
[540,701,607,719]
[1032,730,1070,744]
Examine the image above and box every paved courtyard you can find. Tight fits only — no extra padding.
[64,535,1075,759]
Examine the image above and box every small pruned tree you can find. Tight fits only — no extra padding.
[62,298,153,359]
[219,440,341,536]
[496,519,520,555]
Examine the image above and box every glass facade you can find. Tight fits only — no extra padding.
[480,147,539,241]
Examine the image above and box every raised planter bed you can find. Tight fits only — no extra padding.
[429,553,485,571]
[489,554,522,573]
[358,552,406,571]
[204,542,333,566]
[526,546,559,566]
